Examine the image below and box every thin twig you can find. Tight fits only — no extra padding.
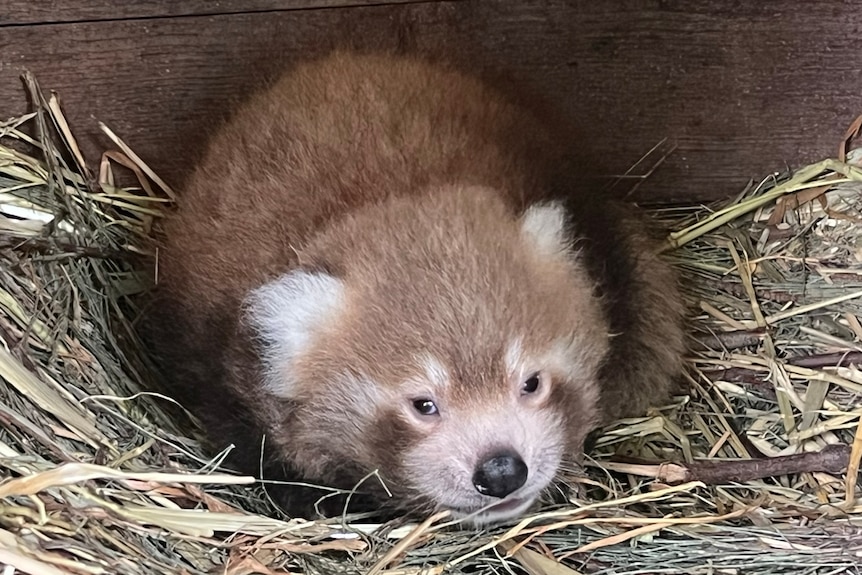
[599,444,851,485]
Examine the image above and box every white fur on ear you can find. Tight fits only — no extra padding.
[244,270,345,398]
[520,202,572,258]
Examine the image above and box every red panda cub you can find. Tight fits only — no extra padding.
[147,52,685,525]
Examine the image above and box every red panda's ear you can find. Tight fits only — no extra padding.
[519,202,573,259]
[243,270,345,398]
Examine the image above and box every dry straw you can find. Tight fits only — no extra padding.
[1,75,862,575]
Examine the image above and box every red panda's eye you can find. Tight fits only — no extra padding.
[522,372,541,394]
[413,398,439,416]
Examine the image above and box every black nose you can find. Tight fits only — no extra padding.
[472,451,528,498]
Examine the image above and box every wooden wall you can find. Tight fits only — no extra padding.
[2,0,862,204]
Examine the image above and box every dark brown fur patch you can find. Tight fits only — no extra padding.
[552,195,686,422]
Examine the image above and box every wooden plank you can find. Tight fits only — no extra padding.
[0,0,431,26]
[1,0,861,204]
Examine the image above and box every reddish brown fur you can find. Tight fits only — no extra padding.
[144,52,686,521]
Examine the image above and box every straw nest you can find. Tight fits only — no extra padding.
[2,75,862,575]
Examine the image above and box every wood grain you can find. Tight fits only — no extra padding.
[0,0,432,26]
[1,0,862,203]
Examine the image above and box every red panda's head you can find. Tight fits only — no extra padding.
[245,186,609,524]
